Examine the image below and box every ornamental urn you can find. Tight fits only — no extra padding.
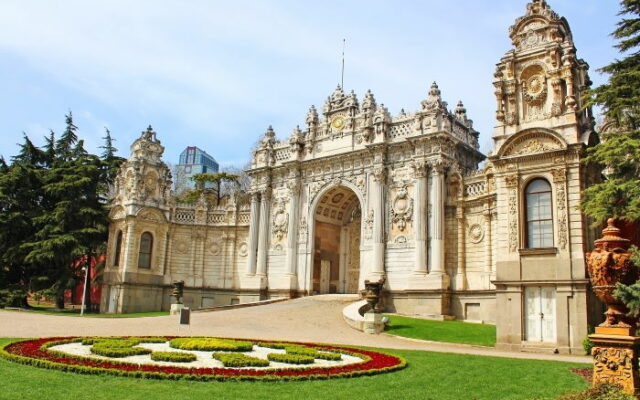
[171,280,185,304]
[586,219,637,332]
[362,277,386,312]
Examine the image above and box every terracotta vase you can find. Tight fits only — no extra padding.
[586,219,637,329]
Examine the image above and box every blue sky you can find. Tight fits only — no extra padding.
[0,0,620,168]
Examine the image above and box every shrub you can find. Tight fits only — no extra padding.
[256,342,291,349]
[82,337,166,346]
[212,352,270,367]
[267,353,315,364]
[557,383,635,400]
[87,337,163,358]
[170,338,253,352]
[285,346,342,361]
[150,352,197,363]
[582,337,593,356]
[90,346,152,358]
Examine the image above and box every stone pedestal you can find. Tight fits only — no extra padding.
[589,334,640,395]
[170,303,184,315]
[363,311,385,334]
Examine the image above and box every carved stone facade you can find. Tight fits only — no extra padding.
[101,0,600,355]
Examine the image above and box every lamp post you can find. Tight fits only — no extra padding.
[80,265,89,316]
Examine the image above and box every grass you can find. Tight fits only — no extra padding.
[1,306,169,318]
[0,337,588,400]
[385,315,497,347]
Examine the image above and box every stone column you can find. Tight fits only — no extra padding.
[455,207,466,290]
[256,188,271,277]
[121,219,137,280]
[483,205,493,289]
[411,161,428,274]
[430,162,445,275]
[285,181,301,276]
[371,166,386,276]
[245,192,260,275]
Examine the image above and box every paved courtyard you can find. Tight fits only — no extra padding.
[0,295,590,364]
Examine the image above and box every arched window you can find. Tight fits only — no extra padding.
[525,179,554,248]
[138,232,153,269]
[114,230,123,267]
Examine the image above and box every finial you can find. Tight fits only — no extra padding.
[429,82,441,97]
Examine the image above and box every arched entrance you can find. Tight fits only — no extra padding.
[311,186,362,294]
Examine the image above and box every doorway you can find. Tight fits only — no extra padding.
[525,286,556,342]
[312,186,361,294]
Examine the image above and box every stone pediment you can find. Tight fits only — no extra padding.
[136,208,166,223]
[109,206,126,220]
[499,130,565,158]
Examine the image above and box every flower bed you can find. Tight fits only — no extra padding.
[0,337,406,381]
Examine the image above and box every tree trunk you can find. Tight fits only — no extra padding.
[55,295,64,310]
[84,253,92,312]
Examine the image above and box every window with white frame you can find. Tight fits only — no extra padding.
[525,178,554,248]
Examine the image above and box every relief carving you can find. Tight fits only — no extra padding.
[364,210,374,240]
[506,175,519,252]
[272,201,289,241]
[469,223,484,244]
[592,347,639,395]
[552,168,568,250]
[390,186,414,232]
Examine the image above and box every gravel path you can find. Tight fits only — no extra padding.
[0,295,591,364]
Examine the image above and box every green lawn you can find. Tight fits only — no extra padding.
[385,314,497,347]
[3,307,169,318]
[0,337,588,400]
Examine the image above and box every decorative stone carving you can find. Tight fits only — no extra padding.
[298,216,308,243]
[364,210,374,240]
[505,174,519,252]
[372,166,386,183]
[591,345,640,396]
[409,160,428,179]
[308,180,325,204]
[208,241,221,256]
[469,223,484,244]
[175,240,189,254]
[351,176,366,197]
[271,201,289,241]
[238,241,248,257]
[552,168,568,250]
[390,186,413,232]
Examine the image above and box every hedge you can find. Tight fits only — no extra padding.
[212,352,270,367]
[169,338,254,352]
[150,352,197,363]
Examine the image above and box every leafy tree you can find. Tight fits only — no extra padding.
[179,171,240,205]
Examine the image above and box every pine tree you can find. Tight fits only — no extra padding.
[583,0,640,223]
[0,114,123,310]
[584,0,640,315]
[0,137,47,307]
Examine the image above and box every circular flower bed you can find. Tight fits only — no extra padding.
[0,337,406,381]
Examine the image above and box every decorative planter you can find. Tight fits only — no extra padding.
[362,277,385,312]
[171,280,185,304]
[586,218,637,334]
[586,218,640,396]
